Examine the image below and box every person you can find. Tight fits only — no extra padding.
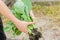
[0,0,35,40]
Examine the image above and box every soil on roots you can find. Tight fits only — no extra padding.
[29,28,42,40]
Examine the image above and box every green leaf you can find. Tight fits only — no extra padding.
[22,0,32,12]
[4,24,12,32]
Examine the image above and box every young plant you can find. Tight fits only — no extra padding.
[4,0,42,40]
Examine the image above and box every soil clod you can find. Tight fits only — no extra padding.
[29,28,42,40]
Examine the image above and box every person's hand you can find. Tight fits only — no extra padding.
[14,20,33,34]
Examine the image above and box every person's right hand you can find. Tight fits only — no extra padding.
[14,20,33,34]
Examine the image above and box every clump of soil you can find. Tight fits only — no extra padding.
[29,28,42,40]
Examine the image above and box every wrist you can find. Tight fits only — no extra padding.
[12,18,21,24]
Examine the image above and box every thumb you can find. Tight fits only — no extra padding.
[27,22,34,25]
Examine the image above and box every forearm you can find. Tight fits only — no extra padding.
[0,0,19,23]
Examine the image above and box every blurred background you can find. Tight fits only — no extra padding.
[2,0,60,40]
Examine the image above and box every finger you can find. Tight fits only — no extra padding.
[23,29,28,34]
[27,22,34,25]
